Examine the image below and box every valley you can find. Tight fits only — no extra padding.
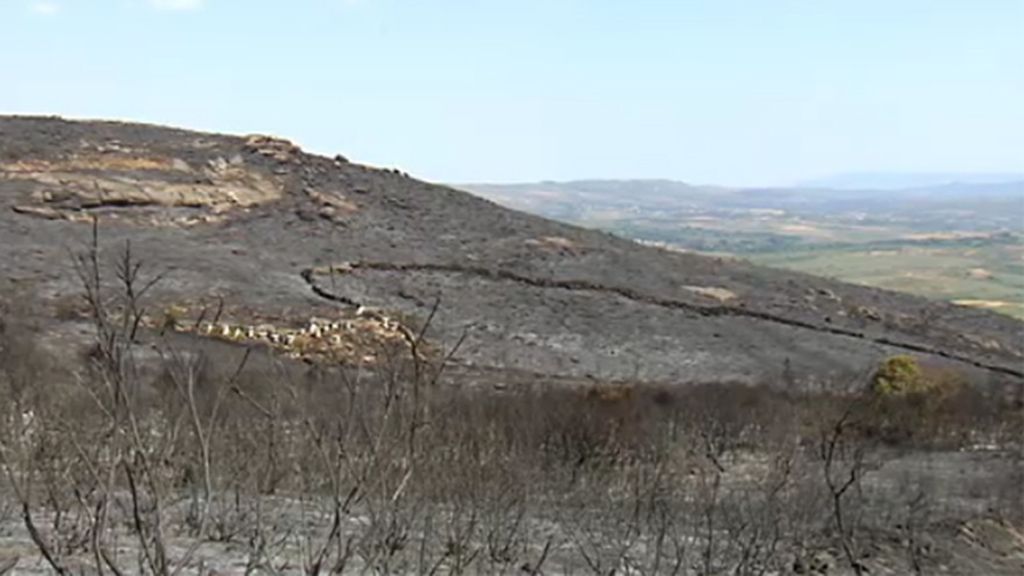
[463,179,1024,319]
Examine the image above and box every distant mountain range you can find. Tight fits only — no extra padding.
[796,172,1024,190]
[460,178,1024,234]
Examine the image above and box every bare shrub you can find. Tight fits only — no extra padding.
[817,397,880,576]
[0,227,1019,574]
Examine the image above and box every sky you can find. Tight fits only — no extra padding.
[1,0,1022,186]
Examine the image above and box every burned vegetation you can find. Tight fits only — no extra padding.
[0,117,1021,574]
[0,230,1020,575]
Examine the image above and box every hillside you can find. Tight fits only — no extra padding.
[1,117,1023,575]
[1,117,1022,390]
[462,179,1024,319]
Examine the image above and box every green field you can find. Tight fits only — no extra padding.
[599,222,1024,319]
[749,239,1024,319]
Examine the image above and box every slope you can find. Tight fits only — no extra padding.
[1,116,1021,391]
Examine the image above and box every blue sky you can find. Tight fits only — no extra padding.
[2,0,1021,186]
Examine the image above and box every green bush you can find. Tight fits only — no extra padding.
[866,357,983,447]
[871,355,926,396]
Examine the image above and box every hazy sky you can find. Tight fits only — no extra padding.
[2,0,1021,186]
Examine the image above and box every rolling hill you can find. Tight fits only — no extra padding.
[1,116,1022,391]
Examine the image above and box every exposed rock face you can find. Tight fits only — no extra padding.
[3,149,282,222]
[1,116,1022,390]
